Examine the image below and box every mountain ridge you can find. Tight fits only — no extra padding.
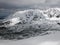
[0,8,60,39]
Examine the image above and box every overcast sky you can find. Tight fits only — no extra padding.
[0,0,60,9]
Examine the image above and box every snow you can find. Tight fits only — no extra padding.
[38,41,59,45]
[0,31,60,45]
[9,17,20,26]
[8,8,60,25]
[1,8,60,40]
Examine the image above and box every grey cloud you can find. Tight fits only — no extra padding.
[0,0,60,9]
[0,0,60,7]
[45,0,60,4]
[0,0,46,6]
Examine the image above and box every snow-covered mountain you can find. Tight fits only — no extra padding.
[0,8,60,39]
[3,8,60,26]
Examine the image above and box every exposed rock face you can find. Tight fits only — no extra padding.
[0,8,60,40]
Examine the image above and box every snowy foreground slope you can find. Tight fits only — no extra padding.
[0,8,60,40]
